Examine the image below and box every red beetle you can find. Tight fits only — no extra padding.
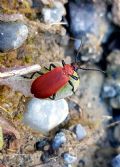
[31,60,79,100]
[30,60,104,100]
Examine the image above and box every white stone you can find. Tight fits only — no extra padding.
[23,98,69,134]
[42,1,66,24]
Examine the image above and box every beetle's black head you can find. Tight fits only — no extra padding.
[71,62,79,72]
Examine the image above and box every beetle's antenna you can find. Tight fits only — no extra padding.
[75,39,83,63]
[77,67,106,73]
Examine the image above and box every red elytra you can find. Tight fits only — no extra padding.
[31,61,79,99]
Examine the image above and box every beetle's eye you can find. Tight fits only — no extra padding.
[72,64,78,71]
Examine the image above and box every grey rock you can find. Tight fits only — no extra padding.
[69,1,112,63]
[52,132,66,150]
[63,152,77,164]
[69,1,109,38]
[112,0,120,27]
[73,124,87,140]
[0,22,28,52]
[41,151,50,163]
[108,124,120,147]
[42,1,66,24]
[112,154,120,167]
[102,84,117,98]
[76,69,109,127]
[110,96,120,109]
[102,51,120,109]
[32,0,43,8]
[107,50,120,65]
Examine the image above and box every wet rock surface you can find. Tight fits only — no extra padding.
[0,22,28,52]
[0,0,120,167]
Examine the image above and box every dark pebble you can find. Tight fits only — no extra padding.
[0,22,28,52]
[35,138,49,151]
[52,132,66,150]
[41,151,50,163]
[79,159,85,166]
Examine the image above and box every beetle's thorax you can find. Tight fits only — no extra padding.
[63,64,74,76]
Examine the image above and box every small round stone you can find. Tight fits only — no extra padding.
[42,1,66,24]
[62,152,77,164]
[73,124,87,141]
[112,154,120,167]
[52,132,66,150]
[41,151,50,163]
[102,85,117,98]
[0,22,28,52]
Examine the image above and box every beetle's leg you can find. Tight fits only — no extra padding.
[62,60,66,67]
[22,71,44,79]
[70,75,79,80]
[44,64,56,71]
[49,64,56,70]
[30,71,44,79]
[49,93,56,100]
[68,80,75,94]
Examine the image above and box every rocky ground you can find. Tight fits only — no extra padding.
[0,0,120,167]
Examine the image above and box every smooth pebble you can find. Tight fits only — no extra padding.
[62,152,77,164]
[23,98,69,134]
[42,1,66,23]
[52,132,66,150]
[73,124,87,140]
[0,22,28,52]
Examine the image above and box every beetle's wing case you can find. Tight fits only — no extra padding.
[31,62,80,100]
[31,67,69,98]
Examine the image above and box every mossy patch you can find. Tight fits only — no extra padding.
[0,0,35,15]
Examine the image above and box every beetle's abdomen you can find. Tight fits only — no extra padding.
[31,67,69,98]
